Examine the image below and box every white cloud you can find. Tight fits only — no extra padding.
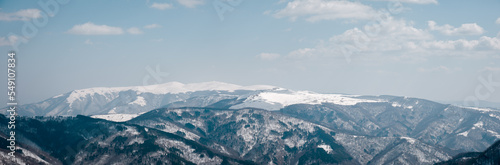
[338,18,432,49]
[150,3,173,10]
[273,0,377,22]
[421,36,500,50]
[288,48,316,58]
[176,0,205,8]
[257,53,281,60]
[84,39,93,45]
[428,21,485,36]
[67,22,124,35]
[127,27,144,34]
[374,0,437,4]
[285,16,500,62]
[144,24,162,29]
[496,17,500,24]
[0,36,20,46]
[0,9,42,21]
[288,16,432,59]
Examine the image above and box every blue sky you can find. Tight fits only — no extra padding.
[0,0,499,105]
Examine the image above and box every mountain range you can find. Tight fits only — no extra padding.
[1,81,500,164]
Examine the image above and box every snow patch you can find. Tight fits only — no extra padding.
[108,108,117,114]
[154,123,200,141]
[473,121,484,128]
[487,130,500,138]
[233,91,380,110]
[489,114,500,120]
[21,148,49,164]
[392,103,414,109]
[0,151,27,165]
[401,137,416,144]
[155,138,223,164]
[91,113,140,122]
[284,137,306,148]
[125,126,140,135]
[129,96,147,106]
[53,94,63,98]
[318,144,333,154]
[464,106,498,113]
[128,137,145,145]
[458,131,469,137]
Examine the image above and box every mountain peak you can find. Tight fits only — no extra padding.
[63,81,277,107]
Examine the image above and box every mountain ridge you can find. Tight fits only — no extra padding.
[3,81,500,164]
[6,81,384,116]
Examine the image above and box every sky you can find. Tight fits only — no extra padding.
[0,0,499,106]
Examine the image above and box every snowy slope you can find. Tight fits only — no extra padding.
[91,113,142,122]
[231,90,382,110]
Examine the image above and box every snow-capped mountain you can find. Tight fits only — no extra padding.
[3,81,500,164]
[9,81,278,116]
[8,81,381,116]
[7,81,500,152]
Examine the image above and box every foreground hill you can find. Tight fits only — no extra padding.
[436,140,500,165]
[0,114,254,165]
[129,107,453,165]
[0,107,456,165]
[279,100,500,153]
